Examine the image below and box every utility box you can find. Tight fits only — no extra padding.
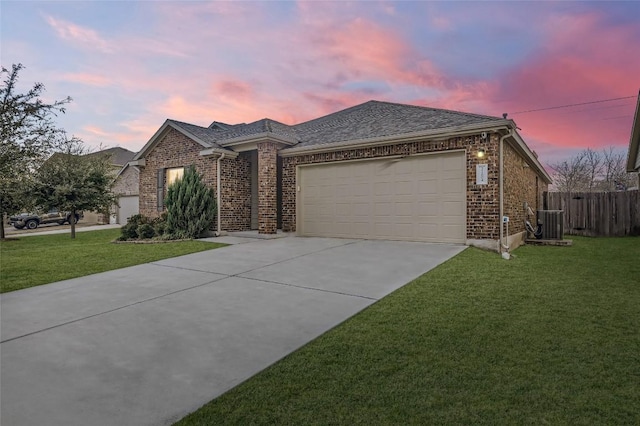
[537,210,564,240]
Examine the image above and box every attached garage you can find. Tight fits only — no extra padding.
[117,195,139,224]
[297,151,466,243]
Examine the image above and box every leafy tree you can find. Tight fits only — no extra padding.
[165,166,216,239]
[0,63,71,239]
[32,136,116,239]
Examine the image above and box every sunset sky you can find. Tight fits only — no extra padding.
[2,1,639,166]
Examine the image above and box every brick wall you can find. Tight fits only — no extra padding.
[219,152,251,231]
[282,133,546,241]
[113,166,139,196]
[258,142,278,234]
[138,127,252,231]
[139,128,216,218]
[503,142,548,235]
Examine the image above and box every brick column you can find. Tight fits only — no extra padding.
[258,141,278,234]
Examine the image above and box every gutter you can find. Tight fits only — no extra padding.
[499,129,513,256]
[200,147,238,158]
[218,132,298,148]
[216,153,225,236]
[280,121,513,157]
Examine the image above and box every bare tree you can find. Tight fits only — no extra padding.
[601,147,635,191]
[551,147,635,192]
[549,151,589,192]
[583,148,602,191]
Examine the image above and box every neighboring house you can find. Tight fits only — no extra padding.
[83,147,136,224]
[130,100,552,252]
[112,163,139,224]
[626,90,640,188]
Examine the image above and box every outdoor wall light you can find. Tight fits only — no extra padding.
[477,148,486,159]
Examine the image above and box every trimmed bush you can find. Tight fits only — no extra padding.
[165,166,216,239]
[137,223,156,239]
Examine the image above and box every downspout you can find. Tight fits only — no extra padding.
[499,129,513,256]
[216,153,226,237]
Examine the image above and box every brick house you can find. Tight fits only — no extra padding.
[130,100,551,252]
[112,163,139,224]
[82,147,136,224]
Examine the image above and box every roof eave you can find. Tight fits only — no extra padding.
[280,120,512,157]
[199,147,239,158]
[218,132,298,148]
[506,130,553,184]
[626,91,640,172]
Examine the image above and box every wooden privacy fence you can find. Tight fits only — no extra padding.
[544,190,640,237]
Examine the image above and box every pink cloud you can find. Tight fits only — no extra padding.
[212,79,255,103]
[490,12,639,152]
[60,73,111,87]
[45,16,113,53]
[305,17,443,89]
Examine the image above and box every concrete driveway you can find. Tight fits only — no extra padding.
[0,236,465,426]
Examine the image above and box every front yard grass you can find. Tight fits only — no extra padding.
[0,229,225,293]
[176,237,640,425]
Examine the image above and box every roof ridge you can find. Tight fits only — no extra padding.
[366,99,502,121]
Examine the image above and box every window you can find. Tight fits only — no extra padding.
[166,167,184,186]
[157,167,185,211]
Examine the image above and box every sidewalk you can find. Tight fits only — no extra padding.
[3,223,121,237]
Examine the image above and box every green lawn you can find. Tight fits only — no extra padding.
[176,237,640,425]
[0,229,225,293]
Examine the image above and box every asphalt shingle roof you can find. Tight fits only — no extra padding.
[168,120,225,147]
[84,147,136,166]
[165,100,503,149]
[292,100,503,147]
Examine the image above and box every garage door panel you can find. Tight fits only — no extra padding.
[374,202,392,216]
[299,152,465,243]
[394,180,413,195]
[118,196,139,225]
[442,200,464,216]
[442,178,464,194]
[374,182,392,196]
[418,178,439,194]
[395,202,414,217]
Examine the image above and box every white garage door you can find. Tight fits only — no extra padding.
[298,151,466,243]
[118,196,139,225]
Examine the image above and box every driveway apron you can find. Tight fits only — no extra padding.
[0,237,465,426]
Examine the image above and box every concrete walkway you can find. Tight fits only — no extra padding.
[0,236,465,426]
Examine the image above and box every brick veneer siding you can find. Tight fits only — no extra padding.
[503,142,548,235]
[219,152,251,231]
[281,133,546,241]
[113,166,139,196]
[139,128,216,218]
[138,128,251,231]
[258,142,278,234]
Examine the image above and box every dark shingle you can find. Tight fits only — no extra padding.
[168,120,224,147]
[165,100,502,149]
[292,100,503,147]
[84,147,136,166]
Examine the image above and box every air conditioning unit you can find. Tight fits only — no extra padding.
[537,210,564,240]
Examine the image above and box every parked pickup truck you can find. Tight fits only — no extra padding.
[8,210,83,230]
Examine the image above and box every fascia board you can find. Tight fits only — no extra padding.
[199,147,239,158]
[507,130,553,183]
[218,132,298,147]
